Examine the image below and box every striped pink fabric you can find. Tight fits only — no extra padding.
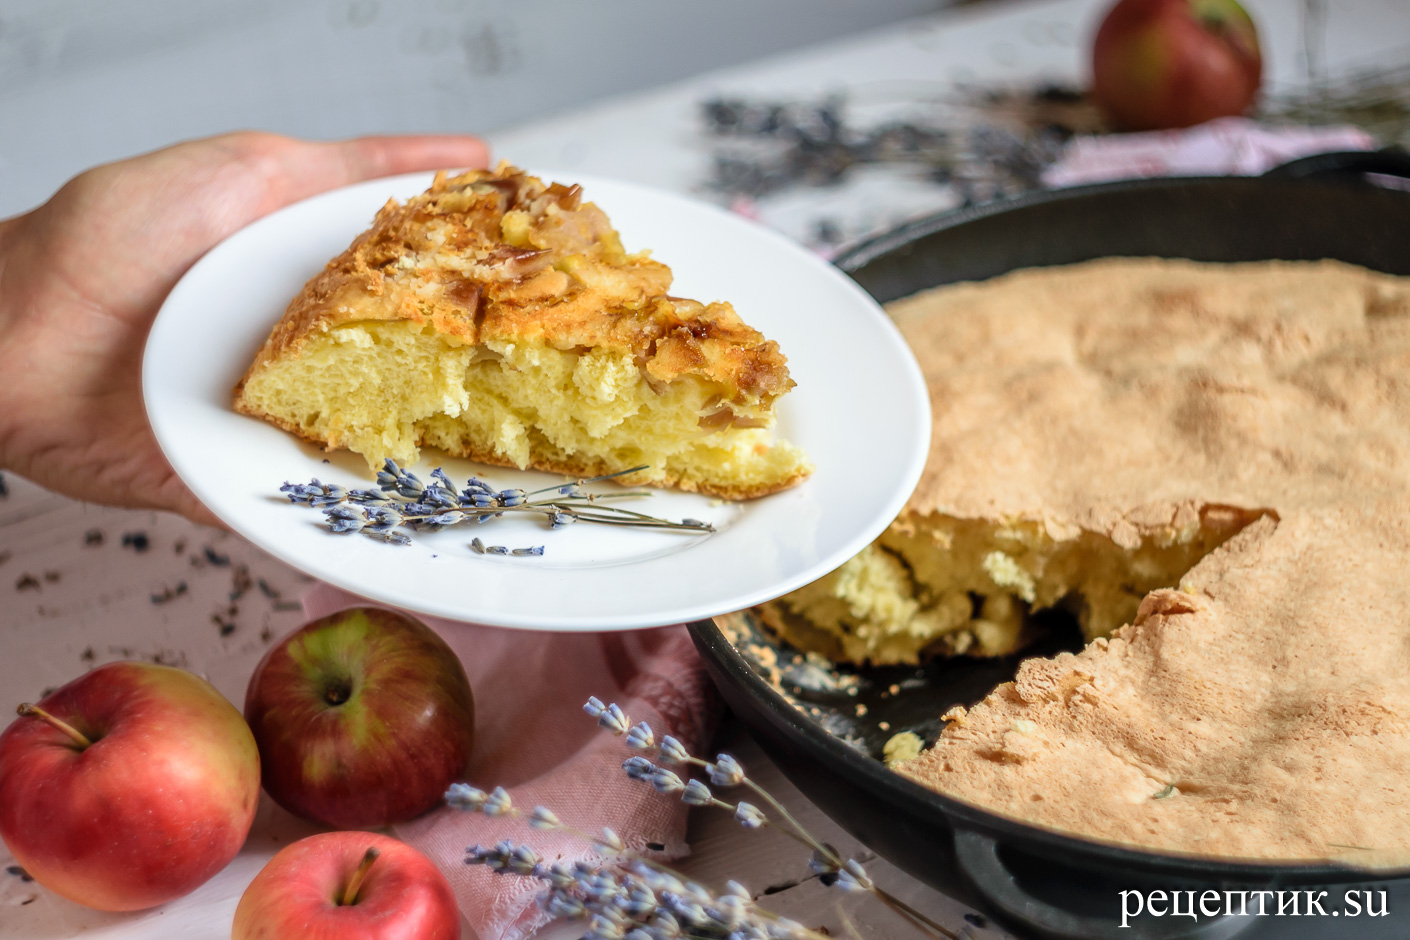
[303,584,717,940]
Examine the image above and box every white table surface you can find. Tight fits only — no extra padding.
[3,0,1408,936]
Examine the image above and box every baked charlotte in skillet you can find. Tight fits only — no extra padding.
[766,257,1410,861]
[235,164,811,499]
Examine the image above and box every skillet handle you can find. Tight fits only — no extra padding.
[952,829,1253,940]
[1261,148,1410,183]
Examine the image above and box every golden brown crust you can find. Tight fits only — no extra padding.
[888,258,1410,863]
[234,164,794,408]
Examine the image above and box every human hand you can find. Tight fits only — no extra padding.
[0,132,489,526]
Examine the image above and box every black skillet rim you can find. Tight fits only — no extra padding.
[689,171,1410,886]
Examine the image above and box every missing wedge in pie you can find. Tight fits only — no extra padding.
[760,503,1266,665]
[234,164,812,500]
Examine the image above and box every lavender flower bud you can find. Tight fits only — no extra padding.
[536,862,575,888]
[734,801,766,829]
[394,470,425,497]
[311,484,348,505]
[558,483,583,496]
[582,870,622,902]
[424,487,458,509]
[708,754,744,787]
[463,843,489,864]
[486,545,510,555]
[667,895,709,927]
[546,891,585,919]
[625,860,683,896]
[624,884,657,917]
[483,841,513,871]
[471,538,485,554]
[445,783,488,811]
[470,493,498,508]
[650,769,685,795]
[550,510,577,527]
[528,806,560,830]
[625,722,654,750]
[510,545,545,556]
[507,844,540,875]
[583,696,606,718]
[279,482,316,502]
[807,849,839,876]
[598,702,630,735]
[623,755,657,780]
[682,518,707,528]
[585,914,626,940]
[367,507,404,528]
[428,511,466,526]
[835,859,873,892]
[708,895,748,929]
[682,779,714,806]
[598,827,625,852]
[649,910,682,937]
[724,881,751,900]
[658,735,690,765]
[483,786,513,817]
[624,931,654,940]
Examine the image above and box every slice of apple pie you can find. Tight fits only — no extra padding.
[234,164,811,499]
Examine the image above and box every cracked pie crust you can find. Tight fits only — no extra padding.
[764,257,1410,862]
[234,164,811,500]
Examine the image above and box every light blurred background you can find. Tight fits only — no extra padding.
[0,0,964,214]
[3,0,1407,228]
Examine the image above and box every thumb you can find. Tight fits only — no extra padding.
[218,132,492,216]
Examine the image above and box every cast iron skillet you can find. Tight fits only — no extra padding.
[687,150,1410,940]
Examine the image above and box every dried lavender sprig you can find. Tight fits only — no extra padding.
[284,460,714,548]
[447,780,828,940]
[494,841,820,940]
[589,699,956,940]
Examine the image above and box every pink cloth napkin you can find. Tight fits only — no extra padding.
[302,584,717,940]
[1042,116,1375,187]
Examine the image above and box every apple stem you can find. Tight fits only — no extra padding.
[16,704,92,749]
[341,847,380,906]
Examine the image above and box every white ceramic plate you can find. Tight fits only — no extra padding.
[144,170,929,630]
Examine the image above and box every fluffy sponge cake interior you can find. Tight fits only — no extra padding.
[237,319,811,497]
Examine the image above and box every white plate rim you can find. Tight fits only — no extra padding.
[143,169,930,630]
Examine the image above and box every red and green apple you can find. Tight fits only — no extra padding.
[0,661,260,911]
[1092,0,1262,130]
[244,606,474,828]
[233,831,460,940]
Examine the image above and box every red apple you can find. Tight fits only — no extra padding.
[244,607,474,828]
[233,831,460,940]
[1092,0,1262,131]
[0,662,259,911]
